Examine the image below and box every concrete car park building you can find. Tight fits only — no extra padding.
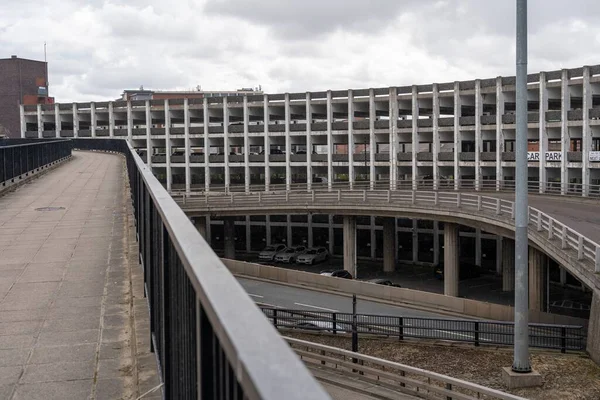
[20,64,600,309]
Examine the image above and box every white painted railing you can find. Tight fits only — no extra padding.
[173,185,600,276]
[285,337,527,400]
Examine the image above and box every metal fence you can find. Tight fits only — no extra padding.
[0,139,71,186]
[262,307,585,353]
[70,139,329,400]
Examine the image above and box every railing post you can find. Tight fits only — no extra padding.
[548,219,553,240]
[434,191,439,206]
[562,226,568,249]
[578,236,584,260]
[398,317,404,341]
[496,198,501,215]
[477,196,482,211]
[411,191,416,205]
[595,247,600,273]
[311,189,315,203]
[387,190,391,203]
[511,202,515,220]
[286,191,289,202]
[363,190,366,202]
[456,192,461,208]
[537,212,543,232]
[337,189,341,202]
[561,327,566,354]
[445,383,453,400]
[273,309,278,327]
[230,192,234,204]
[258,191,262,204]
[332,313,337,335]
[474,321,480,347]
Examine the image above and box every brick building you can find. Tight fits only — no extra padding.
[0,56,53,138]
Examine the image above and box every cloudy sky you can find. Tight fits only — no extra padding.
[1,0,600,102]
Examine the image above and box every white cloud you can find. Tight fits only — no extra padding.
[1,0,599,102]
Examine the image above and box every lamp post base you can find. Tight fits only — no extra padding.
[501,367,542,389]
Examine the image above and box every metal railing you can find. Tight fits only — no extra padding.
[173,183,600,279]
[70,139,329,400]
[0,139,71,186]
[263,307,584,353]
[286,337,527,400]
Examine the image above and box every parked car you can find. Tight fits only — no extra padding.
[433,263,481,280]
[274,246,307,263]
[320,269,353,279]
[296,247,329,265]
[258,244,286,261]
[367,278,401,288]
[291,320,347,333]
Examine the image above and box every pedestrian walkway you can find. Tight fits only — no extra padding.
[0,151,159,399]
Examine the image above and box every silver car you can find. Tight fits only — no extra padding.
[274,246,307,263]
[296,247,329,265]
[258,244,286,261]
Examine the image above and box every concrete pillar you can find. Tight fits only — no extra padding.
[433,221,440,266]
[328,215,334,256]
[411,85,418,190]
[326,90,333,190]
[223,97,230,191]
[184,98,191,193]
[264,94,271,191]
[389,86,399,190]
[369,89,376,189]
[165,99,172,192]
[203,98,210,192]
[560,267,567,286]
[194,216,207,239]
[243,96,250,193]
[582,66,591,196]
[108,102,115,138]
[432,84,440,190]
[444,223,459,297]
[453,81,461,189]
[54,103,61,138]
[475,228,482,266]
[306,92,313,191]
[560,69,570,195]
[19,105,25,138]
[412,219,419,263]
[285,93,292,190]
[495,77,504,189]
[73,103,79,138]
[474,79,482,190]
[528,246,546,312]
[383,218,396,273]
[496,237,503,275]
[502,238,515,292]
[307,215,314,248]
[224,218,236,260]
[91,102,96,138]
[126,101,132,142]
[586,289,600,365]
[538,71,547,193]
[348,89,355,189]
[343,216,357,278]
[245,216,252,252]
[145,101,151,168]
[37,104,42,138]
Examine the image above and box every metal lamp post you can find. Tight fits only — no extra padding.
[513,0,531,373]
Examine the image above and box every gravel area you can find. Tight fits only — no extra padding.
[285,331,600,400]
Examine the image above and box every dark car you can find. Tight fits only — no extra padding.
[320,270,353,279]
[433,263,481,280]
[367,278,401,288]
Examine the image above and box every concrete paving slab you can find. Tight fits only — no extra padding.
[0,151,158,399]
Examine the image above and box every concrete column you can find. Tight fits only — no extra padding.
[560,267,567,286]
[444,223,459,297]
[245,216,251,252]
[475,79,482,190]
[194,216,207,239]
[539,71,548,193]
[224,218,236,259]
[266,216,271,246]
[19,105,25,138]
[184,98,191,192]
[145,101,151,168]
[496,77,504,189]
[203,98,210,192]
[307,215,314,248]
[108,102,115,138]
[370,217,376,260]
[326,90,333,190]
[433,221,440,266]
[328,215,334,256]
[91,102,96,138]
[264,94,271,191]
[528,246,546,312]
[389,87,399,190]
[165,99,172,192]
[348,89,355,189]
[383,218,396,273]
[586,289,600,365]
[475,228,482,266]
[411,85,418,190]
[496,237,503,275]
[37,104,42,138]
[306,92,313,190]
[502,238,515,292]
[453,82,461,189]
[432,83,440,190]
[412,219,418,263]
[287,215,293,247]
[223,97,230,191]
[73,103,79,138]
[369,89,376,189]
[582,66,591,196]
[243,96,250,193]
[560,69,570,195]
[126,101,132,142]
[54,103,61,138]
[343,216,357,278]
[285,93,292,190]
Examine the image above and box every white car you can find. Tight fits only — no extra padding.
[292,320,347,333]
[274,246,307,263]
[296,247,329,265]
[258,244,286,261]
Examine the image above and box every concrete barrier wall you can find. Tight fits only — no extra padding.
[224,259,588,328]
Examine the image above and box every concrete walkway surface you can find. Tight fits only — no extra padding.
[0,151,159,399]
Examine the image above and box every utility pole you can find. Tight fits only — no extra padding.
[513,0,531,373]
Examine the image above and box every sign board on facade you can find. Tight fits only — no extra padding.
[527,151,562,162]
[589,151,600,162]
